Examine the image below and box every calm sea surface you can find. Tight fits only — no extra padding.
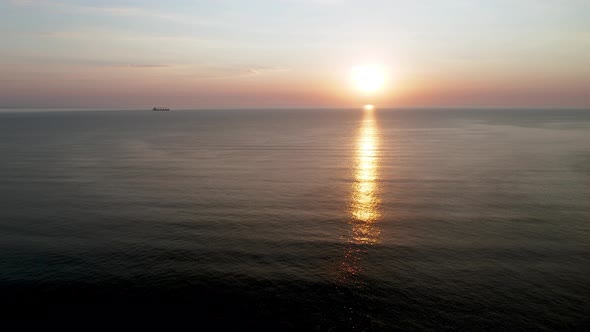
[1,108,589,330]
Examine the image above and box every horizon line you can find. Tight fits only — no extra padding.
[0,103,590,111]
[1,106,590,112]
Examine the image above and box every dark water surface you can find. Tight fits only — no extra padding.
[1,108,589,330]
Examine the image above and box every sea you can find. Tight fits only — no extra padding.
[0,108,589,330]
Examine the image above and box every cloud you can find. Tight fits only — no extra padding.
[176,65,291,81]
[246,66,291,75]
[8,0,220,27]
[114,64,170,69]
[26,28,219,48]
[0,52,170,69]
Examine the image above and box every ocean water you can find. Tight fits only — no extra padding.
[0,108,589,330]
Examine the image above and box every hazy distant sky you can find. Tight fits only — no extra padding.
[1,0,589,108]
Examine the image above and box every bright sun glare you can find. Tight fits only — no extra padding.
[351,65,385,93]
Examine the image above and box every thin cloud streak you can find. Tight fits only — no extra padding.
[9,0,222,27]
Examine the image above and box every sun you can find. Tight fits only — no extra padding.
[351,65,385,94]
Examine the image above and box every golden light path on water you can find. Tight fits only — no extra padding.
[339,106,382,282]
[349,106,381,244]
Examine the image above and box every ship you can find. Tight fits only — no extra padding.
[152,107,170,111]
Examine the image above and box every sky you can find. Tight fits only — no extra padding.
[1,0,589,108]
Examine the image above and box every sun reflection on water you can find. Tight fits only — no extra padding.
[339,107,381,282]
[349,107,381,244]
